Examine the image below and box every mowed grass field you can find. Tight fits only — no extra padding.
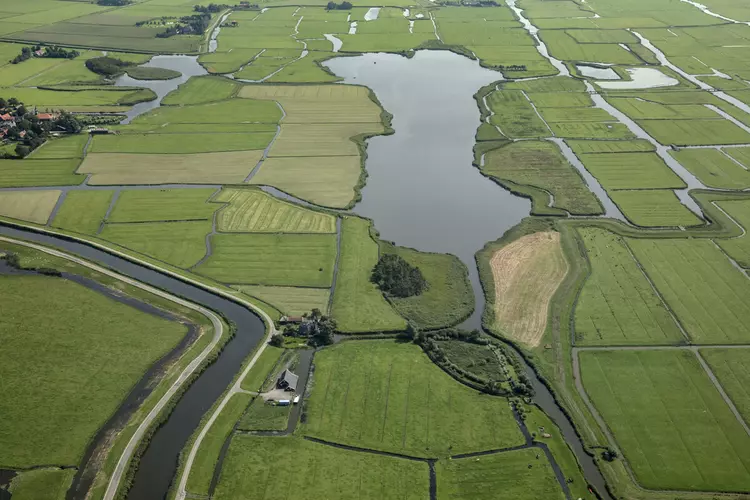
[8,469,76,500]
[670,149,750,190]
[0,190,61,224]
[108,189,218,223]
[0,159,84,188]
[609,190,703,227]
[482,141,603,215]
[302,341,524,457]
[580,349,750,491]
[89,132,274,154]
[578,152,686,190]
[234,285,330,317]
[629,238,750,344]
[195,233,336,287]
[0,274,186,468]
[330,218,406,333]
[161,76,240,106]
[213,435,429,500]
[700,348,750,426]
[215,188,336,233]
[575,228,684,346]
[380,243,474,330]
[51,190,113,235]
[436,448,566,500]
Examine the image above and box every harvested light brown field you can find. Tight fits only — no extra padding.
[490,232,568,347]
[0,190,61,224]
[269,123,384,157]
[79,151,263,185]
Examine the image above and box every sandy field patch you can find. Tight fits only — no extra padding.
[79,151,263,185]
[490,231,568,347]
[0,190,61,224]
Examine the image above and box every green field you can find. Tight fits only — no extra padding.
[125,66,181,81]
[579,152,686,190]
[0,274,186,468]
[380,243,474,330]
[89,132,274,154]
[700,348,750,426]
[8,469,76,500]
[580,349,750,491]
[108,189,217,223]
[235,285,330,317]
[482,141,604,215]
[31,135,89,160]
[574,227,685,346]
[236,397,290,431]
[99,220,210,268]
[487,90,550,138]
[239,346,284,392]
[330,218,406,333]
[567,139,655,154]
[609,190,703,227]
[629,238,750,344]
[161,76,240,106]
[0,159,83,188]
[215,188,336,233]
[213,435,430,500]
[637,119,750,146]
[51,190,113,234]
[195,233,336,287]
[436,448,566,500]
[302,341,524,457]
[671,149,750,190]
[715,199,750,268]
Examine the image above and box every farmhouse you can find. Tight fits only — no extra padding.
[277,369,298,391]
[36,113,57,121]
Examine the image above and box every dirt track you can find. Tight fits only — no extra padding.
[490,231,568,347]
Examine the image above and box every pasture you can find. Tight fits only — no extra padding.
[380,243,474,330]
[0,159,83,188]
[330,218,406,333]
[700,348,750,425]
[213,435,429,500]
[487,90,550,138]
[580,349,750,491]
[436,448,566,500]
[31,135,88,160]
[249,156,362,208]
[0,274,186,468]
[302,341,524,456]
[715,199,750,268]
[80,151,263,185]
[8,469,76,500]
[51,190,113,235]
[108,189,218,223]
[199,49,264,74]
[609,190,703,227]
[566,139,654,154]
[637,119,750,146]
[236,398,290,431]
[578,152,685,190]
[161,76,240,106]
[130,99,282,127]
[236,285,330,317]
[269,123,384,157]
[482,141,604,215]
[548,122,635,140]
[0,190,60,225]
[239,346,283,392]
[671,149,750,190]
[99,221,210,268]
[488,232,568,348]
[628,237,750,343]
[215,188,336,233]
[574,227,685,346]
[195,233,336,287]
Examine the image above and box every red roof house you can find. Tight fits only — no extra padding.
[36,113,55,121]
[0,113,12,121]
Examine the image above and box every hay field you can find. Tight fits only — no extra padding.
[302,341,524,456]
[580,349,750,491]
[609,190,703,228]
[578,152,686,190]
[215,188,336,233]
[234,285,330,316]
[249,156,361,209]
[269,123,384,156]
[574,227,684,346]
[80,151,263,185]
[490,232,568,348]
[0,190,61,224]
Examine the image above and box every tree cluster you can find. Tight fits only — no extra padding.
[326,1,353,10]
[85,56,133,77]
[371,254,427,298]
[1,98,81,158]
[97,0,133,5]
[157,13,211,37]
[194,3,227,13]
[281,309,337,347]
[11,45,79,64]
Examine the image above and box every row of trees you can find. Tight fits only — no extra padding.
[97,0,132,5]
[274,308,336,347]
[326,1,353,9]
[194,3,228,13]
[156,13,212,37]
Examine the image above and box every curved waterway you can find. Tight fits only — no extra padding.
[0,224,266,500]
[325,51,530,330]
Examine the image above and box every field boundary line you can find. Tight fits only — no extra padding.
[693,349,750,437]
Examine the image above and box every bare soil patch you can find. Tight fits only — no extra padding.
[490,231,568,347]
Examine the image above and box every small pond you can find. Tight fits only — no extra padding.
[597,67,679,90]
[577,64,619,80]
